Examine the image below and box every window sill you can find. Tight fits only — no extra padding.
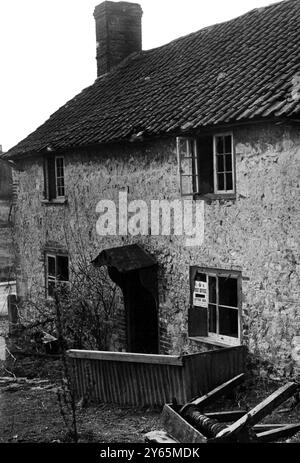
[195,193,236,202]
[189,336,241,348]
[41,198,68,205]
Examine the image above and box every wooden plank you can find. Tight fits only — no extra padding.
[180,373,245,413]
[67,349,183,366]
[256,424,300,443]
[161,404,207,443]
[253,424,290,432]
[205,410,248,422]
[216,382,299,438]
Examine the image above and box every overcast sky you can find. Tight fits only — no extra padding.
[0,0,281,151]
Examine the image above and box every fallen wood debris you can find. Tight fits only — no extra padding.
[145,374,300,443]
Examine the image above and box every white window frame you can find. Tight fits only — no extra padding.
[55,156,65,199]
[213,132,235,195]
[176,137,199,196]
[207,270,241,346]
[194,268,241,346]
[46,253,69,298]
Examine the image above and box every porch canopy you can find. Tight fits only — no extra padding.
[92,244,157,273]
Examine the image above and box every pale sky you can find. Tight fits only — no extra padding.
[0,0,281,152]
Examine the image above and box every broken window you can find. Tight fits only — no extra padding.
[188,267,241,346]
[44,156,65,200]
[176,133,234,197]
[46,254,69,297]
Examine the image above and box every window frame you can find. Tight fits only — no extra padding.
[45,253,69,298]
[176,137,199,197]
[55,156,65,199]
[176,133,236,198]
[43,155,66,202]
[213,132,235,195]
[189,266,242,346]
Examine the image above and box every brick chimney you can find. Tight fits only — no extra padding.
[94,1,143,77]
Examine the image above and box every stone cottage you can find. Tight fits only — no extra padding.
[0,146,15,315]
[3,0,300,375]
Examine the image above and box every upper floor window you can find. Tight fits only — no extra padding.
[44,156,65,201]
[176,133,235,197]
[188,266,241,346]
[46,253,69,298]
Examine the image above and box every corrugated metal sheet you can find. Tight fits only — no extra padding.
[68,347,246,406]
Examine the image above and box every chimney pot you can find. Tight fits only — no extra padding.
[94,1,143,77]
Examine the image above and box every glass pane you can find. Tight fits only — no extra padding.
[208,276,216,303]
[219,306,238,338]
[217,154,224,173]
[181,175,194,195]
[209,304,217,333]
[180,157,193,175]
[178,138,194,158]
[195,273,206,282]
[219,277,238,307]
[57,256,69,281]
[217,173,224,191]
[225,154,232,171]
[47,256,56,277]
[224,135,232,154]
[226,173,233,191]
[216,136,224,154]
[48,280,55,298]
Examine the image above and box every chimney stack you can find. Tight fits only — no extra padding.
[94,1,143,77]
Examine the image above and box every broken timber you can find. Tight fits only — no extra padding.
[145,374,300,443]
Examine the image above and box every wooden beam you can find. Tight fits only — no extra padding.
[216,382,299,438]
[253,424,289,432]
[205,410,248,422]
[256,424,300,443]
[67,349,183,366]
[180,373,245,414]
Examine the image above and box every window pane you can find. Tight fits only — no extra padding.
[225,154,232,171]
[208,276,216,303]
[47,256,56,277]
[217,173,224,191]
[226,173,233,191]
[219,277,238,307]
[209,304,217,333]
[56,157,65,198]
[216,136,224,154]
[195,273,206,282]
[48,280,56,298]
[181,175,194,195]
[217,155,224,172]
[224,135,232,154]
[57,256,69,281]
[219,306,238,338]
[180,157,193,175]
[178,138,192,158]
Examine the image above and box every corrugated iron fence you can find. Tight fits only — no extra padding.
[67,346,246,407]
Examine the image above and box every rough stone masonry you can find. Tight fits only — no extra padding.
[11,121,300,377]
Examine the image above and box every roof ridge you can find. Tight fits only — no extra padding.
[6,0,300,159]
[140,0,289,54]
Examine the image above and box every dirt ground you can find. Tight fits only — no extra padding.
[1,320,300,444]
[0,372,300,443]
[0,377,160,443]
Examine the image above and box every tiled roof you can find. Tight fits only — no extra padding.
[6,0,300,159]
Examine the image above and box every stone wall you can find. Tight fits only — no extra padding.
[11,122,300,375]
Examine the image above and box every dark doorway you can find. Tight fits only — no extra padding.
[92,244,159,355]
[124,270,158,354]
